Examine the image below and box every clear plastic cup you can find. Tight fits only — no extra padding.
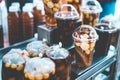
[55,4,79,47]
[2,49,29,80]
[94,23,117,57]
[24,57,55,80]
[43,0,63,27]
[26,41,49,57]
[46,44,72,80]
[81,0,102,26]
[72,25,98,68]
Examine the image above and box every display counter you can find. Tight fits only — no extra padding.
[0,38,117,80]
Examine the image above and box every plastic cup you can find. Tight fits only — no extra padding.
[80,0,102,26]
[72,25,98,68]
[2,49,29,80]
[43,0,63,27]
[55,4,79,47]
[46,44,72,80]
[94,23,117,57]
[24,57,55,80]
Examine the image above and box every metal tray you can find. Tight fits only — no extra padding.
[0,38,117,80]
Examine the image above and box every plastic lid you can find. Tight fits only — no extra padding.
[26,41,48,55]
[3,49,29,65]
[46,44,69,59]
[9,5,20,12]
[72,25,99,42]
[24,57,55,79]
[36,4,44,10]
[25,3,33,8]
[55,4,79,20]
[11,2,20,7]
[22,5,33,12]
[94,23,117,33]
[81,0,102,13]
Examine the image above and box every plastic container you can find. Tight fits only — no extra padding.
[55,4,79,47]
[8,5,21,45]
[33,1,45,33]
[2,49,29,80]
[43,0,63,27]
[22,5,34,40]
[94,23,117,57]
[26,41,49,57]
[72,25,98,68]
[24,57,55,80]
[81,0,102,26]
[46,44,72,80]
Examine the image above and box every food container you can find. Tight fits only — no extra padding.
[43,0,63,27]
[94,23,117,56]
[72,25,98,68]
[2,49,29,80]
[55,4,79,47]
[46,44,72,80]
[24,57,55,80]
[26,40,49,57]
[81,0,102,26]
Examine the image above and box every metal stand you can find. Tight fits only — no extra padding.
[37,24,59,45]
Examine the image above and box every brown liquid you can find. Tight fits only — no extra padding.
[8,11,21,45]
[22,12,34,40]
[46,48,71,80]
[94,24,116,57]
[2,62,24,80]
[56,18,78,47]
[0,25,3,48]
[34,6,45,33]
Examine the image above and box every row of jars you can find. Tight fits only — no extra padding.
[2,41,72,80]
[8,1,45,45]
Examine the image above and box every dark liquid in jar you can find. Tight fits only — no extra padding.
[22,12,34,40]
[8,12,21,45]
[46,49,71,80]
[73,28,96,68]
[57,17,78,47]
[34,7,45,33]
[2,62,25,80]
[94,24,115,56]
[0,25,3,48]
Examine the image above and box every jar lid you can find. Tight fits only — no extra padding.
[9,6,19,12]
[81,0,102,13]
[55,4,79,20]
[11,2,20,8]
[46,44,69,60]
[24,57,55,79]
[3,49,29,65]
